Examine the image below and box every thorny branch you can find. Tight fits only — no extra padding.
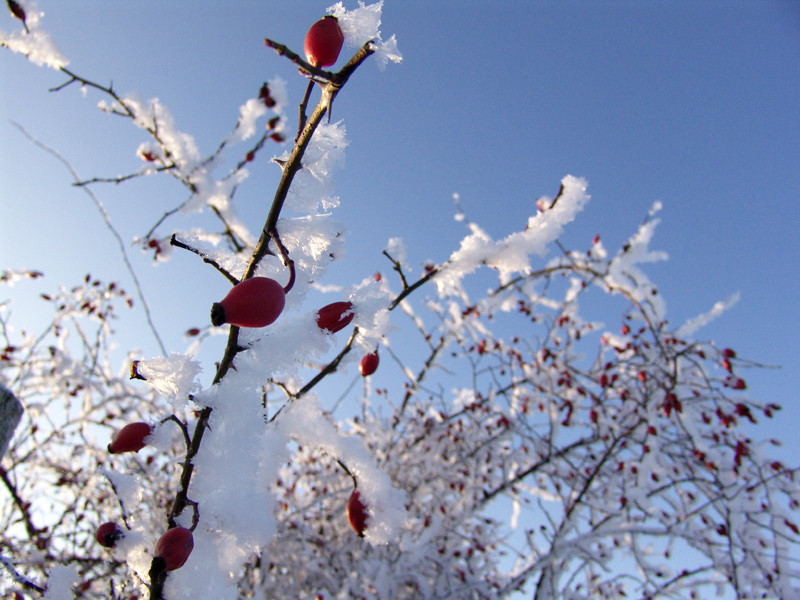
[153,39,376,600]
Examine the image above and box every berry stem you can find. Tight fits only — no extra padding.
[270,228,296,293]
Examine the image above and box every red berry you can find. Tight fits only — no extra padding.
[316,301,354,333]
[108,422,152,454]
[95,522,123,548]
[359,351,379,377]
[346,490,368,537]
[211,277,286,328]
[154,526,194,571]
[304,16,344,68]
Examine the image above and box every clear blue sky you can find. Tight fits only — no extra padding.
[2,0,799,456]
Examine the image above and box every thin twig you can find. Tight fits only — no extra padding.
[298,80,315,141]
[170,235,238,284]
[383,250,410,289]
[270,228,296,292]
[0,555,45,593]
[11,122,168,355]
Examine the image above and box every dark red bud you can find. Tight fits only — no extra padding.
[259,83,276,107]
[7,0,26,24]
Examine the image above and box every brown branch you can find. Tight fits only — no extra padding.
[272,326,361,409]
[270,228,296,293]
[297,80,315,141]
[388,267,439,311]
[152,38,378,600]
[382,250,410,289]
[0,466,40,546]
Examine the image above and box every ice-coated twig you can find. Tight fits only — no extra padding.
[169,235,238,285]
[0,555,44,593]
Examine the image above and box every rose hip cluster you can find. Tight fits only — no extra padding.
[99,423,197,570]
[97,15,377,571]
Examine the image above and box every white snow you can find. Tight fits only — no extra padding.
[276,395,407,545]
[435,174,591,296]
[136,353,202,411]
[676,292,741,337]
[284,120,348,214]
[327,1,403,69]
[0,2,69,70]
[42,565,79,600]
[102,469,143,511]
[231,98,268,143]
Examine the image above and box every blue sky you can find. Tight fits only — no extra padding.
[2,0,799,457]
[1,2,799,597]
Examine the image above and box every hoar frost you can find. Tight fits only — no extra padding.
[284,120,348,214]
[136,353,202,411]
[0,1,69,69]
[436,174,590,296]
[327,1,403,69]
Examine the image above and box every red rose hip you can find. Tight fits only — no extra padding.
[154,526,194,571]
[211,277,286,328]
[304,15,344,68]
[347,489,368,537]
[95,522,123,548]
[108,422,152,454]
[316,301,355,333]
[359,351,379,376]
